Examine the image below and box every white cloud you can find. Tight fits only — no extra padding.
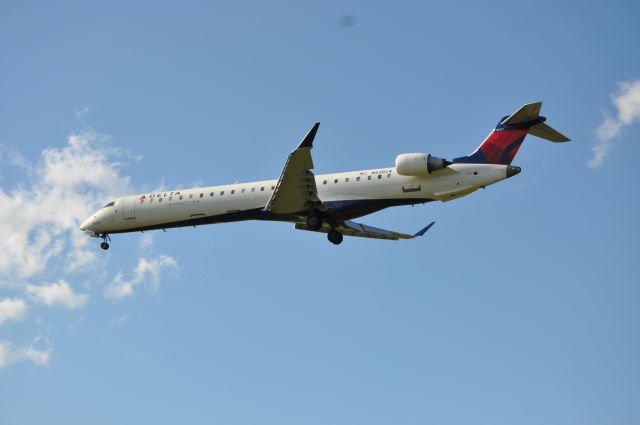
[590,79,640,168]
[139,232,155,249]
[27,280,88,310]
[74,106,90,121]
[0,130,131,279]
[68,316,84,335]
[0,146,33,174]
[0,127,179,369]
[0,338,52,369]
[0,298,28,325]
[109,315,128,326]
[105,255,178,300]
[23,346,52,366]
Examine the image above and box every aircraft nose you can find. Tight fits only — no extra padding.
[506,165,521,178]
[80,218,90,231]
[80,216,95,232]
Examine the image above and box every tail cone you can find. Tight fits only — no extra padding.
[506,165,521,178]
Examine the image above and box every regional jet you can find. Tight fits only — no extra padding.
[80,102,569,249]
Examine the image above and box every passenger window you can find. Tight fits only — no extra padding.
[179,196,183,200]
[251,188,255,192]
[220,191,224,195]
[345,178,349,183]
[334,179,338,184]
[260,187,264,191]
[367,176,372,180]
[159,198,163,202]
[210,192,214,197]
[378,175,382,179]
[271,186,275,190]
[356,176,361,181]
[323,180,327,185]
[241,188,245,193]
[168,197,172,201]
[387,173,391,178]
[200,193,203,198]
[231,190,235,194]
[189,194,193,199]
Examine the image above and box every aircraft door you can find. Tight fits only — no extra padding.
[123,197,136,220]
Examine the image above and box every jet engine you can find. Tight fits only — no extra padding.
[395,153,451,176]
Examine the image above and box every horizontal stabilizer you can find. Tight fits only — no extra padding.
[528,122,571,142]
[502,102,542,125]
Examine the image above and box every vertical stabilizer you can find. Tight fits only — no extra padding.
[453,102,569,165]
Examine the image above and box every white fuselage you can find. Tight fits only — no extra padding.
[80,163,510,236]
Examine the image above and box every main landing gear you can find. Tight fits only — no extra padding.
[327,229,343,245]
[306,209,343,245]
[306,212,323,231]
[99,234,111,250]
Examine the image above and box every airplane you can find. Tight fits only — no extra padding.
[80,102,569,249]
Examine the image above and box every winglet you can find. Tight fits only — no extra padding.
[297,122,320,149]
[414,221,435,237]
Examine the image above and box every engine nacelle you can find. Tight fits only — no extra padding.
[395,153,450,176]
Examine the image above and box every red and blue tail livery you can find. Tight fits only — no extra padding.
[454,102,570,165]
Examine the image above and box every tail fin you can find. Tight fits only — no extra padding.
[453,102,570,165]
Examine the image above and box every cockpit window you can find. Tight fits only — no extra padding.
[103,201,115,208]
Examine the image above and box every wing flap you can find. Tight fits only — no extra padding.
[295,220,435,241]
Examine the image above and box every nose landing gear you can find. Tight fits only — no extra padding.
[99,234,111,250]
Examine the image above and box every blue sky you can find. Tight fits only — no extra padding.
[1,1,639,424]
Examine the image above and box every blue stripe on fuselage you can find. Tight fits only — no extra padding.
[108,197,432,234]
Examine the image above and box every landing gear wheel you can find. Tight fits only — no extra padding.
[327,229,343,245]
[99,234,111,251]
[306,214,322,231]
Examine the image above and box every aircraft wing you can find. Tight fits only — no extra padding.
[265,123,327,215]
[295,220,435,241]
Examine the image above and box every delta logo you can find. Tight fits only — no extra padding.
[139,191,182,200]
